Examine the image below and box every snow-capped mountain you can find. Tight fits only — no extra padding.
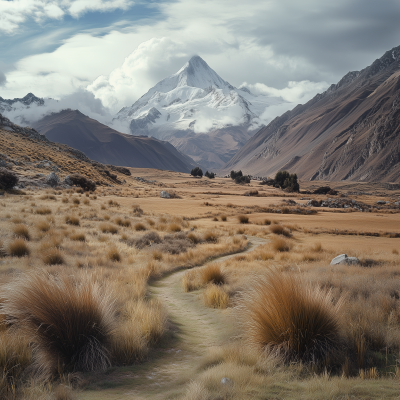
[0,93,44,113]
[115,56,285,169]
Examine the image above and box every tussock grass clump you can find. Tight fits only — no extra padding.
[271,237,292,252]
[13,224,30,240]
[9,238,30,257]
[201,264,226,285]
[100,223,118,234]
[270,224,291,237]
[240,270,343,362]
[238,215,249,224]
[36,220,51,232]
[11,216,23,224]
[168,223,181,232]
[134,222,147,231]
[70,232,86,242]
[115,218,131,227]
[311,242,323,252]
[35,207,52,215]
[42,248,64,265]
[152,250,163,261]
[187,232,200,244]
[264,219,271,225]
[107,247,121,262]
[72,198,80,205]
[83,198,90,205]
[2,271,116,375]
[65,215,80,226]
[203,285,229,309]
[204,231,218,243]
[220,215,227,222]
[0,332,32,397]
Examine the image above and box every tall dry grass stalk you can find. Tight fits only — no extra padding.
[239,270,343,362]
[203,285,229,309]
[2,271,116,377]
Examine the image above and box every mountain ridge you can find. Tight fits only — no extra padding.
[222,44,400,183]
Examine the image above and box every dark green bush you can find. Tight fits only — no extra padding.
[0,168,18,190]
[191,167,203,177]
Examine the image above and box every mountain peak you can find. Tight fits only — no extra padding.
[173,55,231,90]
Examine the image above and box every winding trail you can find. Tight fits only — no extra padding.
[81,237,267,400]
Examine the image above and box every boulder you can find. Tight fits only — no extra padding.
[45,172,60,187]
[63,175,73,186]
[160,190,171,199]
[330,254,360,266]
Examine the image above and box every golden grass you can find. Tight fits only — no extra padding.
[269,224,291,237]
[271,237,292,252]
[168,223,181,232]
[187,232,199,244]
[8,238,30,257]
[42,248,65,265]
[107,246,121,262]
[200,264,226,285]
[2,271,116,376]
[238,215,249,224]
[13,224,30,240]
[134,222,147,231]
[203,230,218,243]
[35,207,52,215]
[70,233,86,242]
[239,270,343,362]
[36,220,51,232]
[115,217,131,227]
[99,223,118,234]
[65,215,80,226]
[203,284,229,309]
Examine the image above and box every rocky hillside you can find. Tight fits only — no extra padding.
[33,110,196,173]
[0,113,131,188]
[223,45,400,183]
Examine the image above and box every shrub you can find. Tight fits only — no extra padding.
[238,215,249,224]
[42,248,64,265]
[274,170,299,192]
[271,237,292,252]
[134,222,147,231]
[9,238,30,257]
[191,167,203,177]
[240,271,343,362]
[231,170,250,184]
[270,224,291,237]
[0,168,18,190]
[244,190,258,196]
[65,215,80,226]
[135,232,162,249]
[13,224,30,240]
[100,223,118,234]
[68,174,96,192]
[2,272,115,375]
[203,285,229,309]
[201,264,226,285]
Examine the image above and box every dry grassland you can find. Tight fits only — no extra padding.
[0,169,400,399]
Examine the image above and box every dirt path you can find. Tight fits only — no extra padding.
[80,237,267,400]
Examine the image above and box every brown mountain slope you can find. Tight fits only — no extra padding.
[223,45,400,183]
[0,113,128,185]
[32,110,196,173]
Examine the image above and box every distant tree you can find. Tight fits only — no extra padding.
[274,170,299,192]
[205,171,215,179]
[191,167,203,177]
[0,168,18,190]
[230,170,250,184]
[230,170,243,180]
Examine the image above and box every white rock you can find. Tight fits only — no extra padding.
[330,254,348,265]
[160,190,171,199]
[330,254,360,266]
[221,377,232,385]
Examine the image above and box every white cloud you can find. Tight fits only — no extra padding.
[0,0,134,34]
[240,80,329,104]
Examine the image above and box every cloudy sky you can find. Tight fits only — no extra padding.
[1,0,400,115]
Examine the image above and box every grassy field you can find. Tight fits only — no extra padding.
[0,170,400,399]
